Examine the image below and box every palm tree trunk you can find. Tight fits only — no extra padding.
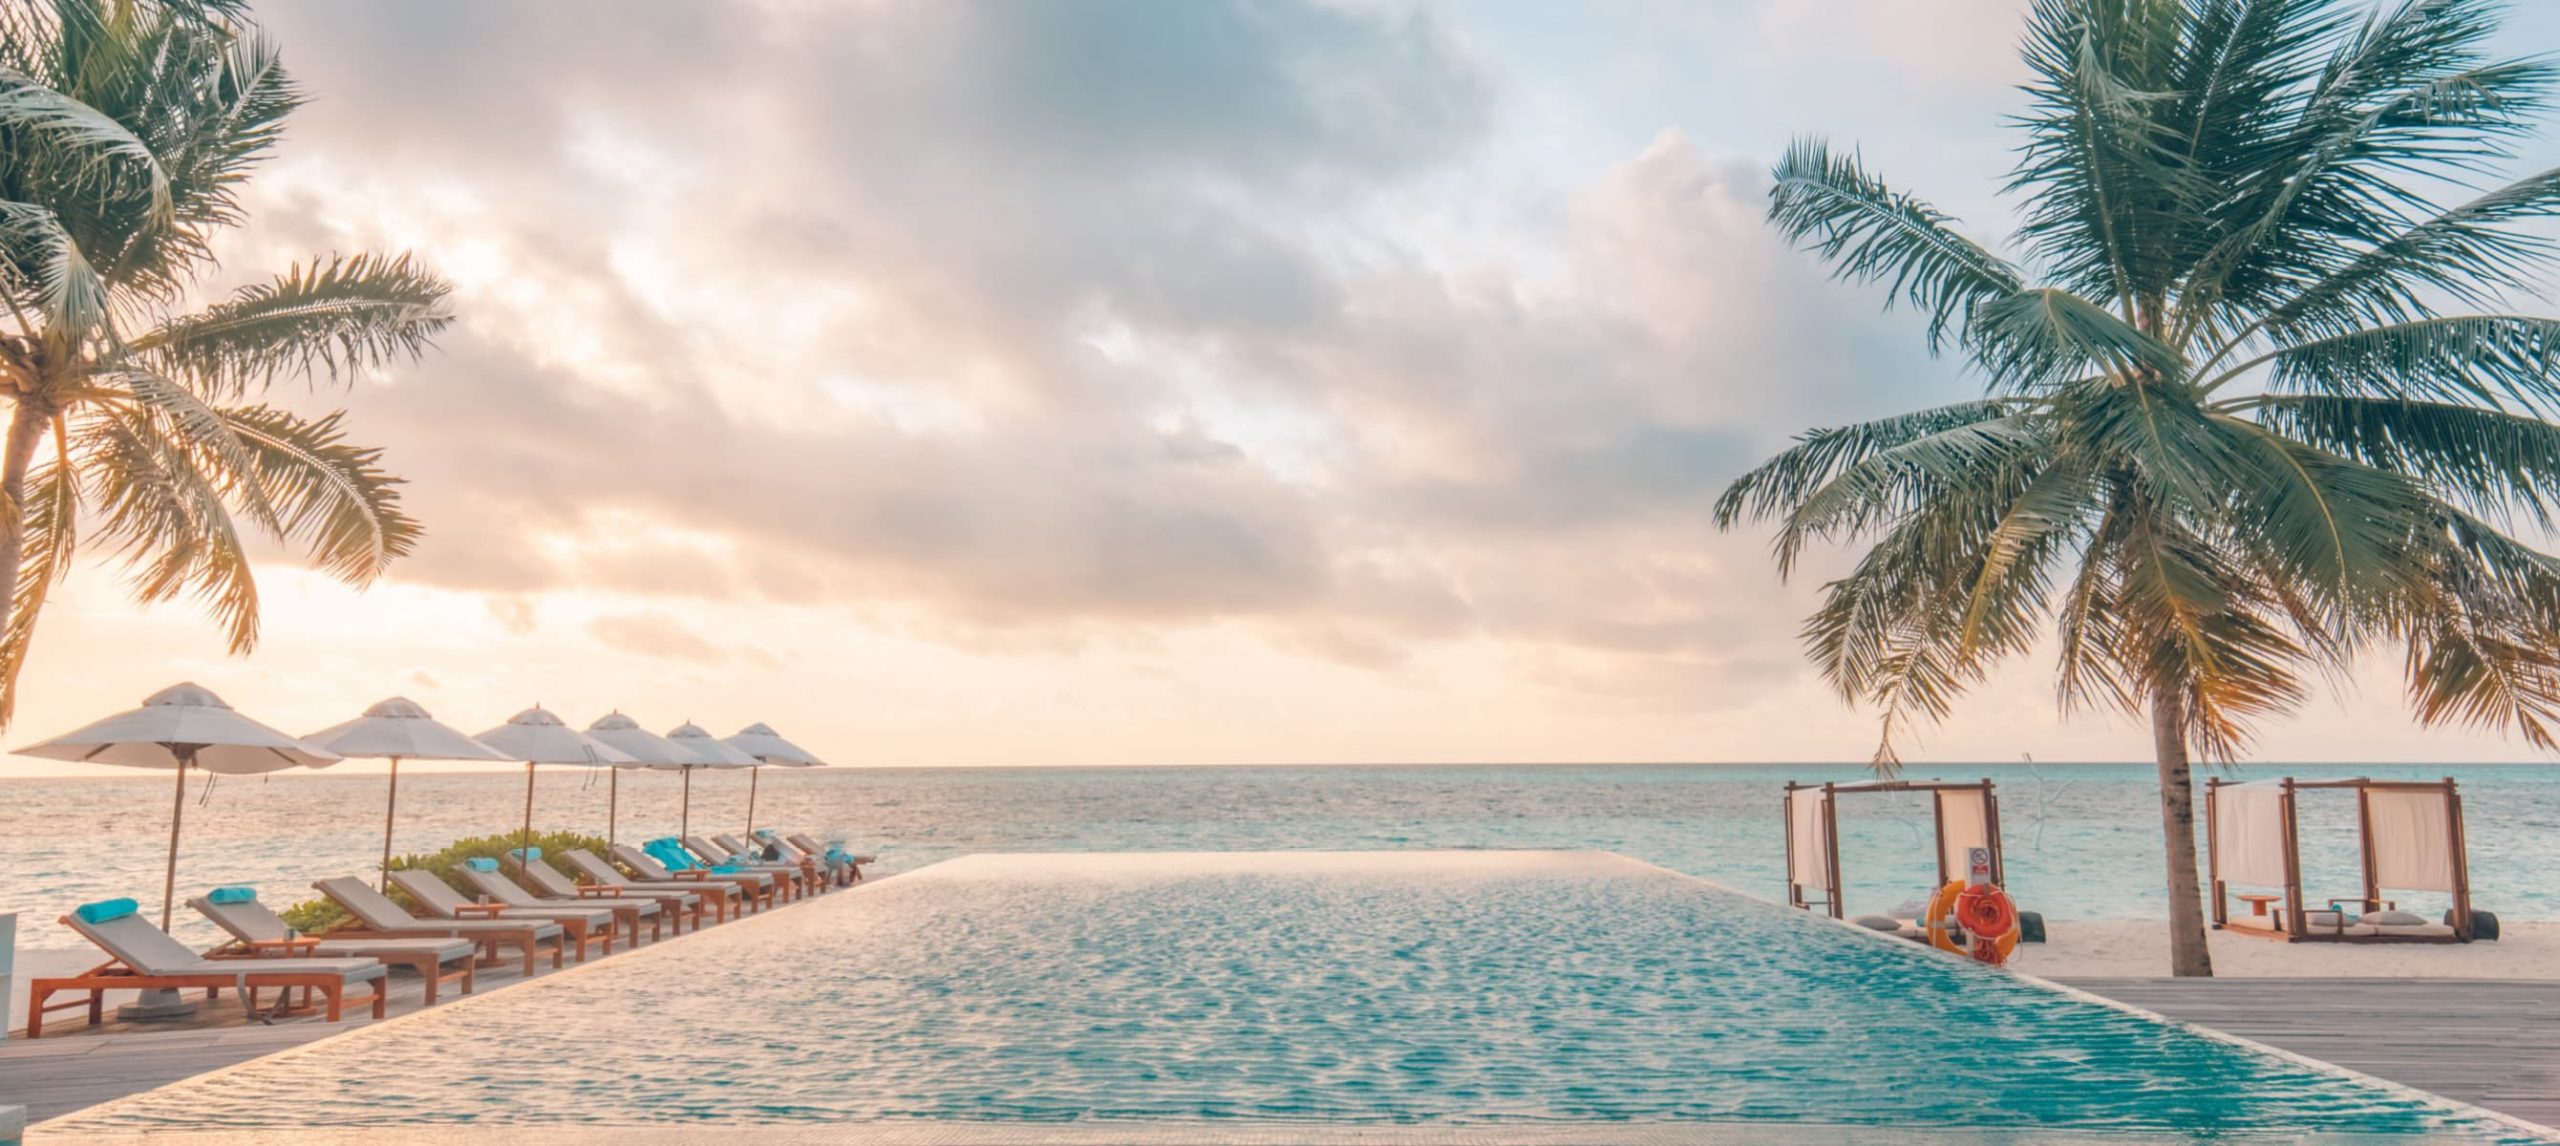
[2152,691,2215,977]
[0,393,52,672]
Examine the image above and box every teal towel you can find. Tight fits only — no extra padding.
[710,864,742,874]
[205,886,257,905]
[75,897,138,924]
[507,847,542,862]
[463,857,500,872]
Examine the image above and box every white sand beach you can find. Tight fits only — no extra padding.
[2012,920,2560,979]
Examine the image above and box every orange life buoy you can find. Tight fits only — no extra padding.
[1957,883,2019,939]
[1924,879,2021,966]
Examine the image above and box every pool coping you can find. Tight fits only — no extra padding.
[27,849,2560,1145]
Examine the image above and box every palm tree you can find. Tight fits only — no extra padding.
[1716,0,2560,977]
[0,0,449,721]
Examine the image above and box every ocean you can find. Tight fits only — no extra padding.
[3,761,2552,954]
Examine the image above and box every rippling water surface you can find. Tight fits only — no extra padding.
[3,762,2554,952]
[39,852,2539,1140]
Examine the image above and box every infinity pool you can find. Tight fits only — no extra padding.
[35,851,2548,1142]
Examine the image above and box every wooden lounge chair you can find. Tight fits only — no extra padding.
[313,876,564,976]
[389,870,616,962]
[740,830,857,888]
[190,888,476,1005]
[560,849,744,919]
[684,834,816,896]
[28,899,388,1037]
[507,853,701,933]
[613,843,779,911]
[782,831,872,885]
[457,859,664,944]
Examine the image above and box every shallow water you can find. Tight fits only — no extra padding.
[2,761,2552,953]
[38,851,2540,1140]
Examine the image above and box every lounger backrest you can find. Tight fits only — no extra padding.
[388,871,475,917]
[712,834,750,854]
[66,911,205,976]
[562,850,632,886]
[613,844,677,880]
[189,894,292,944]
[460,867,540,906]
[314,876,418,929]
[786,833,827,855]
[684,836,737,864]
[517,860,583,898]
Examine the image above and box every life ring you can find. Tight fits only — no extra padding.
[1957,883,2019,939]
[1923,880,2020,966]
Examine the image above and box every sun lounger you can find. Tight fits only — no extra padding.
[560,849,744,919]
[313,876,564,976]
[28,898,388,1037]
[773,830,869,885]
[545,850,729,925]
[509,852,701,933]
[723,832,839,889]
[190,887,475,1005]
[613,843,779,910]
[389,870,616,962]
[456,859,664,944]
[683,834,815,896]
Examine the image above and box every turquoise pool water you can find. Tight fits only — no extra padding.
[37,851,2545,1141]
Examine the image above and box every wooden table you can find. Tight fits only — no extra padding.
[2236,893,2281,918]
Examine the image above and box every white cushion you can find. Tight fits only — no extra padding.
[1851,915,1902,932]
[2362,909,2426,927]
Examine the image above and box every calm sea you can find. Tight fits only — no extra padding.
[3,762,2552,953]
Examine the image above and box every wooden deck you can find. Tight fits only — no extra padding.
[2,943,571,1124]
[2064,977,2560,1131]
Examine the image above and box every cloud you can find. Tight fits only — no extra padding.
[230,0,1965,723]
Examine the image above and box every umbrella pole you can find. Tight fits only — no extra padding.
[379,757,402,893]
[680,767,691,838]
[609,767,620,846]
[521,761,537,860]
[746,767,759,837]
[162,755,190,932]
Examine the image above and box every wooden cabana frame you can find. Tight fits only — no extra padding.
[2205,776,2476,944]
[1781,779,2004,919]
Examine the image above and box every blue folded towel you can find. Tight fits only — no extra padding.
[206,886,257,905]
[75,897,138,924]
[710,864,742,874]
[507,847,542,862]
[463,857,500,872]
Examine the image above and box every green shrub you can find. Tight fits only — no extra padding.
[274,829,614,935]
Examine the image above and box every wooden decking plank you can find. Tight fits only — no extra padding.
[2061,977,2560,1130]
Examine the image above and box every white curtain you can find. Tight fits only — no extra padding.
[2215,781,2290,887]
[2368,788,2457,892]
[1936,789,1990,880]
[1788,788,1831,892]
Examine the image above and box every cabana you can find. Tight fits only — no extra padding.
[2206,776,2491,944]
[1782,779,2005,919]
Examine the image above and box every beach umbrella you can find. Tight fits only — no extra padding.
[303,697,511,892]
[15,682,339,931]
[720,722,825,837]
[663,722,756,838]
[472,706,632,861]
[582,712,690,844]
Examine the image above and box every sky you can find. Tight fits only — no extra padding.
[12,0,2560,774]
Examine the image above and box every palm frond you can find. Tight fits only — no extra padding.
[1713,399,2019,527]
[1766,139,2023,351]
[211,404,417,584]
[0,198,106,336]
[0,65,170,225]
[2249,394,2560,528]
[79,404,261,653]
[135,253,451,397]
[2213,315,2560,417]
[1969,288,2186,390]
